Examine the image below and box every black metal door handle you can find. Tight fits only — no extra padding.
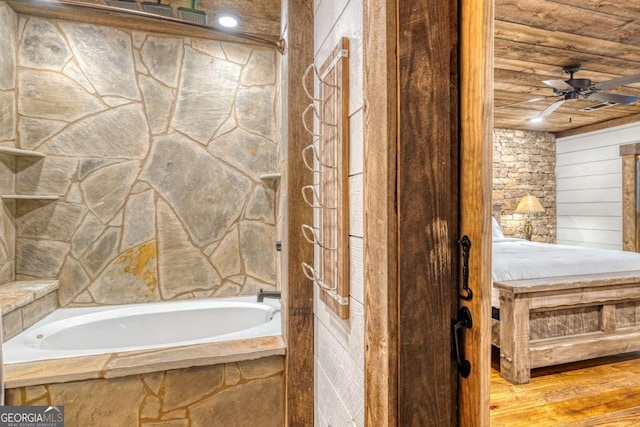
[452,306,472,378]
[458,235,472,300]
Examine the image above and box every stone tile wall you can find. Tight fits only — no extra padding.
[0,2,16,147]
[6,355,284,427]
[8,15,280,305]
[493,128,557,243]
[0,2,18,285]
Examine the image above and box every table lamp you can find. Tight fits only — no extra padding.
[515,194,545,241]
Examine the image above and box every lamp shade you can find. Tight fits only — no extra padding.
[515,194,545,214]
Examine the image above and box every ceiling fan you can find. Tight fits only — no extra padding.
[516,65,640,122]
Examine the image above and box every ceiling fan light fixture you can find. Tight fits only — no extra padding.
[564,91,579,102]
[214,11,242,29]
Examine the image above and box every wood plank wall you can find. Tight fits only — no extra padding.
[312,0,365,422]
[556,123,640,250]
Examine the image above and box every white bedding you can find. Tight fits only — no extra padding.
[492,238,640,307]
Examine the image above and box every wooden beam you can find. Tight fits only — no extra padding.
[496,0,640,46]
[555,112,640,138]
[493,40,640,77]
[8,1,279,46]
[547,0,640,22]
[621,155,637,252]
[283,0,314,424]
[363,0,398,423]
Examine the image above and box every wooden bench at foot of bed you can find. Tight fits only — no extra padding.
[492,270,640,384]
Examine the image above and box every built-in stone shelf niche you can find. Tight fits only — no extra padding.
[0,148,58,201]
[0,147,45,157]
[1,195,59,200]
[259,173,282,185]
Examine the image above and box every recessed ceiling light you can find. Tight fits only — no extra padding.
[528,116,544,124]
[214,12,241,29]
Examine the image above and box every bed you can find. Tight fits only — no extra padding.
[491,216,640,384]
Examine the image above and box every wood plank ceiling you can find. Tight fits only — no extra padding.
[495,0,640,135]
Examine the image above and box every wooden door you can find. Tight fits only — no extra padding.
[363,0,492,424]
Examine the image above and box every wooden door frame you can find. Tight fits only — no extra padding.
[362,0,398,423]
[458,0,494,424]
[363,0,493,424]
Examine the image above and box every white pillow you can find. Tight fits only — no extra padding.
[492,216,504,239]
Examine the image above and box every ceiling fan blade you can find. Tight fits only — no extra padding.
[495,95,560,109]
[587,91,640,105]
[593,73,640,90]
[542,79,574,91]
[529,99,565,121]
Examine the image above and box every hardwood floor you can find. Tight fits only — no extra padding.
[490,348,640,426]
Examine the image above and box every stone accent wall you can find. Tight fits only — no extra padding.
[6,356,284,427]
[493,128,557,243]
[10,16,279,305]
[0,2,18,285]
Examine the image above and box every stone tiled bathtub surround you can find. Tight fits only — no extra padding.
[5,15,279,305]
[6,353,285,427]
[0,280,59,340]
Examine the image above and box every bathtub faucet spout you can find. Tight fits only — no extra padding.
[257,288,282,303]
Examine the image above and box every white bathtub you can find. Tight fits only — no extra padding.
[3,297,281,364]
